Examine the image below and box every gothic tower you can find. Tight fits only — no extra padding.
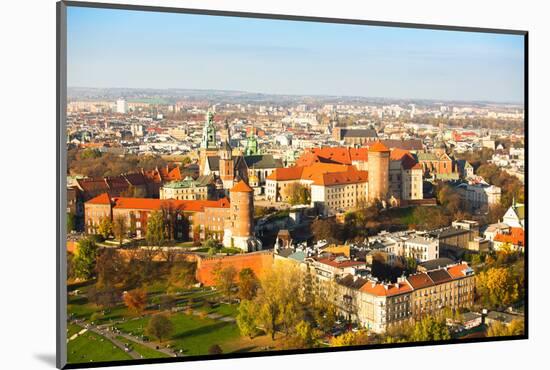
[199,111,218,175]
[219,139,234,190]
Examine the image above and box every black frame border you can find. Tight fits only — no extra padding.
[56,1,529,369]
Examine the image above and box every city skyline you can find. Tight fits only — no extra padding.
[67,7,525,104]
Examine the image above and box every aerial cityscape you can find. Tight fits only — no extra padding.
[65,7,526,365]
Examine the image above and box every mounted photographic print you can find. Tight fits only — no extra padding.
[56,1,528,368]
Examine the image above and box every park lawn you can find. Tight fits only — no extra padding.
[146,281,169,295]
[116,336,170,359]
[67,323,83,339]
[67,297,97,321]
[68,295,131,324]
[117,312,241,356]
[203,303,238,318]
[67,328,132,363]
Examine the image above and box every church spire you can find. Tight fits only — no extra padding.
[200,110,217,149]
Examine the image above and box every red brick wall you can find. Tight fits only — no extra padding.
[196,251,274,286]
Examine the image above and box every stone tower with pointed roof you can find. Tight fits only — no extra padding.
[368,141,390,203]
[223,180,260,251]
[199,111,219,175]
[219,139,234,190]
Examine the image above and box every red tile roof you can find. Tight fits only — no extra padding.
[360,281,413,297]
[86,193,111,205]
[266,163,350,182]
[389,149,422,170]
[494,227,525,246]
[446,263,471,279]
[230,180,253,193]
[311,169,368,186]
[266,166,304,181]
[368,141,390,152]
[406,272,434,289]
[87,196,230,212]
[295,147,369,167]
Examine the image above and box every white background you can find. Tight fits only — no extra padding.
[0,0,546,368]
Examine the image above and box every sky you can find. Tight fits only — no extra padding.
[67,6,525,103]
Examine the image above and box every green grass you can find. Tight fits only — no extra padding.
[386,207,416,225]
[203,303,238,317]
[67,323,84,339]
[116,312,240,356]
[67,328,132,363]
[68,295,130,324]
[116,336,170,359]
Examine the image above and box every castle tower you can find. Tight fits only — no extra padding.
[219,139,234,190]
[367,141,390,203]
[199,111,218,175]
[223,180,259,252]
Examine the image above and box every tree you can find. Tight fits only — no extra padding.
[205,239,220,256]
[214,265,238,301]
[67,212,76,232]
[73,237,99,280]
[95,248,125,288]
[167,262,196,293]
[330,330,370,347]
[290,320,320,349]
[88,284,118,308]
[112,215,127,247]
[436,183,462,216]
[123,287,147,315]
[67,252,76,280]
[236,300,258,339]
[238,268,259,301]
[283,183,311,205]
[476,267,519,308]
[208,344,223,355]
[409,315,451,342]
[405,257,417,272]
[146,211,165,247]
[254,261,305,340]
[311,217,342,243]
[146,314,173,343]
[97,216,113,240]
[487,319,524,337]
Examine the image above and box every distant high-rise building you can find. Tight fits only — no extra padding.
[116,98,127,114]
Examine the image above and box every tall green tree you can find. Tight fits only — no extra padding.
[236,299,258,339]
[409,315,451,342]
[97,216,113,240]
[73,237,99,280]
[146,211,165,247]
[112,215,127,246]
[146,314,174,343]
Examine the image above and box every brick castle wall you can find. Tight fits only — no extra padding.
[196,251,274,286]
